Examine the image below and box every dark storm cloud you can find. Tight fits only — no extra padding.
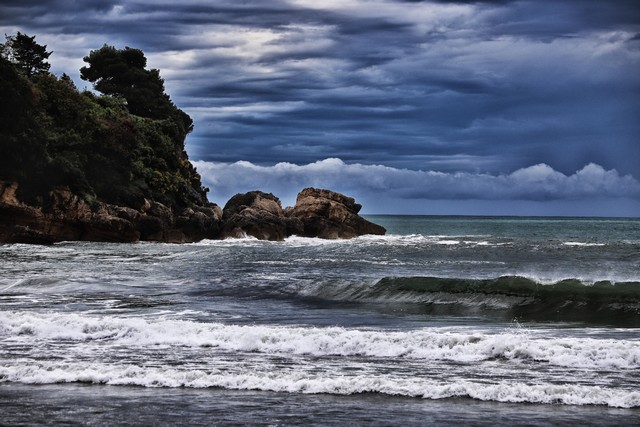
[1,0,638,214]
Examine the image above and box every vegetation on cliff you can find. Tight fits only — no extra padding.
[0,33,208,210]
[0,33,385,243]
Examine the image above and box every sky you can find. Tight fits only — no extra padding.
[2,0,639,216]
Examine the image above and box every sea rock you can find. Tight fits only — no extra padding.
[175,205,223,242]
[287,188,386,239]
[220,191,302,241]
[1,181,383,244]
[135,199,221,243]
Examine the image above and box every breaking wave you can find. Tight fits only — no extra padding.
[1,310,638,368]
[1,363,638,408]
[0,311,639,407]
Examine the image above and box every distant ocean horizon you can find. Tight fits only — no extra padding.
[1,215,639,425]
[363,214,640,221]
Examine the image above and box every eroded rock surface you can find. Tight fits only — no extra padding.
[0,183,384,243]
[287,188,386,239]
[0,181,221,244]
[220,191,302,241]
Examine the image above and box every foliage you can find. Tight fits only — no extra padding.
[80,45,193,135]
[0,34,209,210]
[1,32,52,77]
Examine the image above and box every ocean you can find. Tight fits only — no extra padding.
[1,215,639,425]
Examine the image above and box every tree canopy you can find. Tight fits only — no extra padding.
[0,35,208,209]
[80,45,193,135]
[0,32,52,77]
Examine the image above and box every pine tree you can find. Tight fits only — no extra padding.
[1,32,52,77]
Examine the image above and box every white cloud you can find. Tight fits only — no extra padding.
[193,158,640,210]
[189,101,306,120]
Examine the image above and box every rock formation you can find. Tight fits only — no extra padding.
[287,188,386,239]
[0,182,384,244]
[0,181,221,244]
[220,191,302,240]
[219,188,385,241]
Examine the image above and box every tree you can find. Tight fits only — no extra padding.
[0,38,208,208]
[1,32,52,77]
[79,45,192,134]
[0,55,48,195]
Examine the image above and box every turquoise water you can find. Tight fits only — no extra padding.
[1,216,639,425]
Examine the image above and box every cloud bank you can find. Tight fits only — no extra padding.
[2,0,639,180]
[3,0,639,215]
[194,158,640,215]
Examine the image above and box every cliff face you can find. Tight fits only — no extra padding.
[0,181,221,244]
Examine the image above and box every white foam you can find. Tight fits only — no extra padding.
[187,234,512,249]
[436,240,460,245]
[0,363,637,408]
[563,242,606,247]
[2,312,639,407]
[1,312,638,370]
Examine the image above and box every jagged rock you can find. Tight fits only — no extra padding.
[0,182,139,243]
[0,181,222,244]
[137,215,164,241]
[287,188,386,239]
[137,201,174,241]
[1,181,383,244]
[80,215,140,242]
[175,205,222,241]
[0,182,20,205]
[107,205,141,223]
[136,199,221,242]
[195,205,223,221]
[218,188,384,241]
[147,201,174,225]
[220,191,302,241]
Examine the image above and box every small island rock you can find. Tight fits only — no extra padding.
[287,188,386,239]
[220,191,302,241]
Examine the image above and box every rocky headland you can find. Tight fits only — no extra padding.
[0,182,385,244]
[0,35,385,244]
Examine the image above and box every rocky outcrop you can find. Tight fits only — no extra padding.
[0,181,221,244]
[219,188,385,241]
[0,182,138,244]
[0,182,384,244]
[220,191,302,240]
[286,188,386,239]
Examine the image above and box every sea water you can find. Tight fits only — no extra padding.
[1,216,639,425]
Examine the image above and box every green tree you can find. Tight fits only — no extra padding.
[79,45,192,134]
[1,32,52,77]
[1,39,208,208]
